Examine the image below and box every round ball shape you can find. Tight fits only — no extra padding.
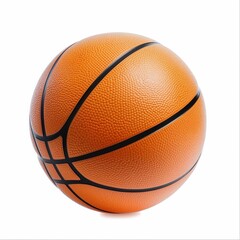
[30,33,206,213]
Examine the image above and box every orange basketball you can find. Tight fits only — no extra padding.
[30,33,206,213]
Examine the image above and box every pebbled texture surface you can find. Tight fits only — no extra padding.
[30,53,61,136]
[61,168,194,213]
[72,95,205,189]
[30,33,206,213]
[34,33,153,136]
[67,44,198,157]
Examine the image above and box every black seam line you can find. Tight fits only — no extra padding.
[40,43,75,137]
[39,90,201,164]
[32,41,158,141]
[53,156,200,193]
[29,120,42,157]
[62,184,112,213]
[29,121,57,186]
[39,43,75,184]
[34,42,109,213]
[42,162,57,186]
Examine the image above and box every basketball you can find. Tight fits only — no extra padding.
[30,33,206,213]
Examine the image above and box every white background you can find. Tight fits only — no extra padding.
[0,0,239,239]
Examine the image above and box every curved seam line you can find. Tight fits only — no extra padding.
[31,41,158,213]
[29,121,57,186]
[40,43,75,137]
[53,155,200,192]
[37,43,87,206]
[38,90,201,164]
[32,41,158,140]
[63,184,112,213]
